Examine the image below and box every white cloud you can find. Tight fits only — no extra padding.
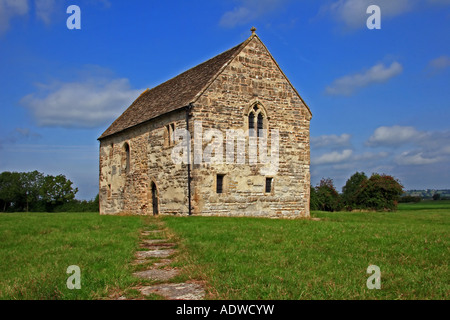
[0,0,29,34]
[367,125,425,147]
[326,61,403,96]
[0,0,110,34]
[219,0,288,28]
[20,71,144,128]
[313,149,353,165]
[320,0,450,31]
[311,133,351,148]
[320,0,413,30]
[428,55,450,72]
[395,151,443,165]
[367,125,450,166]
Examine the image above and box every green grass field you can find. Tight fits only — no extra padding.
[0,201,448,300]
[0,212,146,299]
[164,201,449,300]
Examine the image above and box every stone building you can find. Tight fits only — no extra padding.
[98,28,312,217]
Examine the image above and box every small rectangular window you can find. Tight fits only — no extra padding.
[265,177,273,193]
[216,174,224,194]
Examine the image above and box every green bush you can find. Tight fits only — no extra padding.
[358,173,404,211]
[314,178,343,212]
[341,172,368,210]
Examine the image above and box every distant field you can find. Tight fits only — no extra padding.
[397,200,450,211]
[164,201,450,300]
[0,201,448,300]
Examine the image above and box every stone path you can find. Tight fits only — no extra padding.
[117,223,205,300]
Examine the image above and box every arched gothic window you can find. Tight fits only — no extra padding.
[124,142,130,174]
[248,104,266,137]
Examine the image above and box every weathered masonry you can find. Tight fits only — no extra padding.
[98,28,312,217]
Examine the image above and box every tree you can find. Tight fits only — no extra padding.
[40,174,78,210]
[310,185,319,211]
[20,171,44,212]
[432,193,441,201]
[342,172,368,210]
[0,171,79,212]
[358,173,403,211]
[0,172,21,212]
[315,178,342,212]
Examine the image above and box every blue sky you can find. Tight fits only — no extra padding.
[0,0,449,199]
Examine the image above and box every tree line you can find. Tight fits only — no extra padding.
[0,171,98,212]
[310,172,404,212]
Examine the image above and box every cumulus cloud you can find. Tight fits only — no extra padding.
[319,0,413,30]
[0,0,110,34]
[0,0,29,34]
[319,0,450,31]
[427,55,450,74]
[326,61,403,96]
[20,71,144,128]
[219,0,288,28]
[313,149,353,165]
[311,133,351,148]
[367,125,450,166]
[395,151,444,165]
[366,125,425,147]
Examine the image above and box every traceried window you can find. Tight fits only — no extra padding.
[248,104,266,137]
[248,112,255,132]
[257,113,264,137]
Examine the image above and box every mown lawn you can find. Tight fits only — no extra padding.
[0,212,146,299]
[0,202,448,300]
[163,202,449,300]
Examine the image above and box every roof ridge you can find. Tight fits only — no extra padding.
[98,38,249,140]
[192,35,255,104]
[142,40,248,101]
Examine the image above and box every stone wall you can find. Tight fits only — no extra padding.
[99,110,189,215]
[190,36,311,218]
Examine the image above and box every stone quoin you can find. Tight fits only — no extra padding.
[98,28,312,217]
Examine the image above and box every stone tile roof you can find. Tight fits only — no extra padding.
[98,40,249,140]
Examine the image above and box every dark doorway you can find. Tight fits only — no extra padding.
[151,182,158,215]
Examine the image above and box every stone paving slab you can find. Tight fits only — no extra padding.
[140,239,165,245]
[135,249,176,259]
[141,230,164,236]
[132,258,173,266]
[140,244,176,250]
[126,226,206,301]
[139,282,205,300]
[133,268,179,281]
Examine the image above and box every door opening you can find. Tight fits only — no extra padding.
[151,182,158,215]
